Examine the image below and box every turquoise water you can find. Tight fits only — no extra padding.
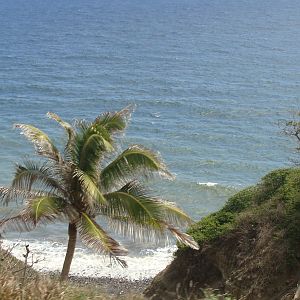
[0,0,299,277]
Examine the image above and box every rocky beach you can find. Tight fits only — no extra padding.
[68,275,151,296]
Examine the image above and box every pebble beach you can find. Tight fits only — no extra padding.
[68,275,152,296]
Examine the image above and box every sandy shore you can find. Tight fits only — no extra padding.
[68,275,152,296]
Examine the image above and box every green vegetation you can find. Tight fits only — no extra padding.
[0,106,198,280]
[187,167,300,263]
[202,289,235,300]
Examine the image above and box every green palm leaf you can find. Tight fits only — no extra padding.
[107,215,199,249]
[101,181,198,248]
[11,161,63,195]
[93,105,135,134]
[103,181,165,225]
[72,122,114,174]
[79,133,113,168]
[14,124,60,161]
[24,195,67,225]
[77,213,128,264]
[100,145,174,191]
[74,168,107,207]
[0,196,67,232]
[106,215,166,243]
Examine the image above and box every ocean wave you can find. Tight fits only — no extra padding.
[1,239,176,280]
[197,182,218,187]
[195,181,241,192]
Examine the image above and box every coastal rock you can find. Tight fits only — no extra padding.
[145,169,300,299]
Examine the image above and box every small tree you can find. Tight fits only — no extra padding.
[283,111,300,164]
[0,106,198,280]
[283,111,300,299]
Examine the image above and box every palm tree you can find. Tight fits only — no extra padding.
[0,106,198,280]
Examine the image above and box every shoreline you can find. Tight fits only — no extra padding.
[68,275,152,296]
[45,271,152,296]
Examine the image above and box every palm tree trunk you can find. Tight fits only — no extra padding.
[60,223,77,281]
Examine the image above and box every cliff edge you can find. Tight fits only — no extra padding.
[145,169,300,299]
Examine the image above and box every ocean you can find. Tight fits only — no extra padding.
[0,0,299,279]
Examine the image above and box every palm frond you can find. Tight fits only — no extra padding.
[103,181,165,226]
[0,187,49,205]
[107,216,166,243]
[103,181,190,226]
[47,112,74,151]
[93,105,135,134]
[11,161,64,195]
[14,124,60,161]
[0,213,35,233]
[0,187,9,203]
[74,168,107,207]
[166,225,199,250]
[72,122,114,173]
[77,213,128,265]
[107,216,198,249]
[106,214,198,249]
[24,195,67,225]
[101,181,198,248]
[159,201,192,227]
[0,195,68,232]
[100,145,174,191]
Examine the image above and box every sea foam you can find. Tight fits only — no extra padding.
[1,239,176,280]
[197,182,218,187]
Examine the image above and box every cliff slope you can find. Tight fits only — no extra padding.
[145,169,300,299]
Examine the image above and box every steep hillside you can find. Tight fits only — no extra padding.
[145,169,300,299]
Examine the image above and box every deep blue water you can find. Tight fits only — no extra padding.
[0,0,299,243]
